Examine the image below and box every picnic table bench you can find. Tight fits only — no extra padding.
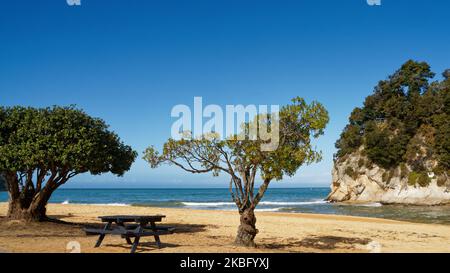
[84,215,175,253]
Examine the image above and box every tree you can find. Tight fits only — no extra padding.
[334,124,362,159]
[0,174,6,191]
[335,60,450,172]
[144,97,329,246]
[0,106,137,221]
[434,72,450,169]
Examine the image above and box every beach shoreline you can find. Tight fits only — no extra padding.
[1,202,450,253]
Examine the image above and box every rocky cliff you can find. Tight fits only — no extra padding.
[327,149,450,205]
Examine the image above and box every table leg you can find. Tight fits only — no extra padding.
[130,224,145,253]
[150,222,162,248]
[117,222,133,245]
[130,237,140,254]
[95,222,112,248]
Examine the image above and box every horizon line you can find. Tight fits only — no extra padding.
[58,186,330,190]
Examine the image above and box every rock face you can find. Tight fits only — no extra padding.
[327,151,450,205]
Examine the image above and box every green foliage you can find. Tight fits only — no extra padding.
[0,174,6,191]
[0,106,137,219]
[404,125,435,172]
[358,158,365,168]
[408,171,431,187]
[400,163,408,179]
[382,172,388,183]
[0,106,137,177]
[344,167,358,180]
[0,106,137,217]
[437,174,447,187]
[417,173,431,187]
[335,124,362,159]
[408,172,419,186]
[363,121,409,169]
[434,116,450,169]
[382,170,394,183]
[335,60,450,173]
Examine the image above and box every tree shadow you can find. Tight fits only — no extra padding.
[43,215,81,225]
[14,234,82,238]
[105,241,181,253]
[0,215,207,252]
[166,223,208,234]
[0,217,85,238]
[261,236,371,251]
[86,223,208,252]
[2,213,209,234]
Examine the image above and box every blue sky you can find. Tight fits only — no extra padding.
[1,0,449,188]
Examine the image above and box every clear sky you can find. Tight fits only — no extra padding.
[1,0,449,188]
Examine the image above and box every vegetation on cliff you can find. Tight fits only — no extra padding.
[335,61,450,186]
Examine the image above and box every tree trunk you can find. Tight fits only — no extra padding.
[6,189,52,222]
[7,198,46,221]
[235,208,259,247]
[4,170,64,222]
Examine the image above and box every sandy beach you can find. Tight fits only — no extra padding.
[0,202,449,253]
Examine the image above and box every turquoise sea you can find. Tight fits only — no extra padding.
[1,188,450,225]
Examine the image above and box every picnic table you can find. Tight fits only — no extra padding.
[84,215,174,253]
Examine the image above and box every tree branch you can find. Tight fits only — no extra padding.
[229,178,242,208]
[5,172,20,200]
[168,159,216,174]
[249,166,257,200]
[35,167,48,193]
[252,178,271,209]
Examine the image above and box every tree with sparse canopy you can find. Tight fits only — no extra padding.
[144,97,329,247]
[0,106,137,221]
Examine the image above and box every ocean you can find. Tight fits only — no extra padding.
[1,188,450,225]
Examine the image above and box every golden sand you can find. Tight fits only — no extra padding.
[1,202,449,253]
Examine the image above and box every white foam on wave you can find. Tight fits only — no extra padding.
[182,202,235,207]
[91,203,130,207]
[85,203,131,207]
[60,199,327,208]
[256,208,284,212]
[182,200,327,207]
[60,201,130,207]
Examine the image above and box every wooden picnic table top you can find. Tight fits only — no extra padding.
[99,215,166,223]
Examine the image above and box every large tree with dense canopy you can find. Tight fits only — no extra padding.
[0,174,6,191]
[144,97,329,246]
[0,106,137,221]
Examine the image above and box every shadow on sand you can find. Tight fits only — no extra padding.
[84,223,208,252]
[105,241,181,253]
[0,216,207,249]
